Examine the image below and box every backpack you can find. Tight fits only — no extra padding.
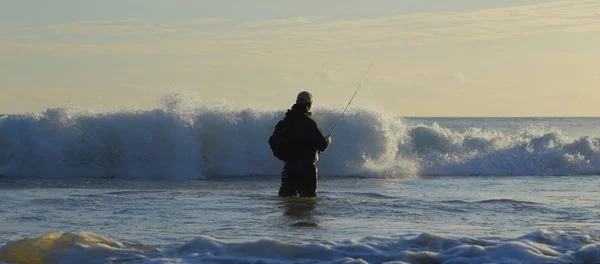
[268,118,296,161]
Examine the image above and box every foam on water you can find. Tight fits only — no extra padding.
[1,97,600,179]
[1,230,599,263]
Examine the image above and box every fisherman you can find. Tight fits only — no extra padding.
[269,91,331,197]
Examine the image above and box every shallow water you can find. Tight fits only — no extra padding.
[3,111,600,262]
[1,176,599,263]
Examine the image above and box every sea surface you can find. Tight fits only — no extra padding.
[1,106,600,263]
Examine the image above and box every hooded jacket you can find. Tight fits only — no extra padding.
[283,104,329,164]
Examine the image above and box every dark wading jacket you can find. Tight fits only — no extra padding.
[283,104,330,164]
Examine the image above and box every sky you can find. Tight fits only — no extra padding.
[1,0,599,116]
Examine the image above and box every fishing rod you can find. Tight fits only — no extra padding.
[328,63,372,137]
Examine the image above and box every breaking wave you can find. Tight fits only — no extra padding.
[1,97,600,179]
[1,230,599,263]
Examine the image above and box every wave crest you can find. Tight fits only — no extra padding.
[1,100,600,178]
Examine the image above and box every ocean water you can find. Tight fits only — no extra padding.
[1,103,600,263]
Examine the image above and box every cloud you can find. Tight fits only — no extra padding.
[10,17,229,37]
[3,0,600,58]
[416,72,434,80]
[236,17,320,29]
[374,75,400,84]
[444,70,473,84]
[41,24,86,34]
[166,18,236,26]
[40,23,169,35]
[306,0,600,47]
[77,18,144,25]
[120,18,145,23]
[38,22,181,36]
[315,69,336,83]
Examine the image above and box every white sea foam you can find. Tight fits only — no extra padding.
[1,230,598,263]
[1,97,600,179]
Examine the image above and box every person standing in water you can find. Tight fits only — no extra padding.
[269,91,331,197]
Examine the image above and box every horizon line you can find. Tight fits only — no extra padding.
[2,113,600,119]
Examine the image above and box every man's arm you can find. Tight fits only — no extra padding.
[307,118,330,152]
